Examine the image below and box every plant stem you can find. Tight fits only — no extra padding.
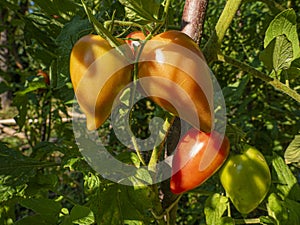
[181,0,208,44]
[104,20,143,29]
[148,115,175,173]
[234,218,261,224]
[203,0,243,63]
[218,54,300,103]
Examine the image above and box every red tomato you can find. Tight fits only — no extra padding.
[125,31,146,54]
[170,128,230,194]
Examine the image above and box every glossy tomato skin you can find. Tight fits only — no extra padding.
[219,145,271,214]
[125,31,146,54]
[70,34,133,130]
[170,128,230,194]
[138,30,213,132]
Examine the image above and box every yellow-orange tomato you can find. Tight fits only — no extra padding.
[70,34,133,130]
[138,30,214,132]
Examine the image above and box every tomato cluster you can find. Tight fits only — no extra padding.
[69,30,270,213]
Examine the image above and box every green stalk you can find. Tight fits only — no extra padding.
[203,0,243,63]
[218,54,300,103]
[148,115,175,173]
[234,218,261,224]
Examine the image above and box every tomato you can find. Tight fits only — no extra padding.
[70,34,133,130]
[219,145,271,214]
[125,31,146,54]
[138,30,213,132]
[170,128,230,194]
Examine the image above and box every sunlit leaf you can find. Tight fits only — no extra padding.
[264,9,300,59]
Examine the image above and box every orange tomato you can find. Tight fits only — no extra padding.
[138,30,214,132]
[70,34,133,130]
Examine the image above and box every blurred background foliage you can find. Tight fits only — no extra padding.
[0,0,299,224]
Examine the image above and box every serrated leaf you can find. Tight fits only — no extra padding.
[260,35,293,73]
[0,143,58,201]
[204,193,228,225]
[90,184,153,224]
[271,154,300,201]
[55,16,91,89]
[264,9,300,59]
[81,0,121,49]
[267,193,300,225]
[284,135,300,167]
[119,0,162,23]
[272,35,293,72]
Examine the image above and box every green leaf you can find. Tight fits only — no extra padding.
[204,193,228,225]
[271,154,300,201]
[34,0,80,18]
[264,9,300,59]
[15,198,61,225]
[284,135,300,167]
[267,193,300,225]
[20,198,61,216]
[15,214,56,225]
[16,78,47,95]
[116,152,141,168]
[13,94,28,129]
[55,16,91,89]
[90,184,153,224]
[0,81,10,94]
[0,143,58,201]
[118,0,162,23]
[222,75,250,106]
[260,35,293,73]
[81,0,121,49]
[70,205,95,224]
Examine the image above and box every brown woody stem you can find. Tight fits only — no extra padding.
[181,0,208,44]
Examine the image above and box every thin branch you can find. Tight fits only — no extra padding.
[218,54,300,103]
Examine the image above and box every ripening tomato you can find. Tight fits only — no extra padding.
[219,145,271,214]
[138,30,213,132]
[70,34,133,130]
[125,31,146,54]
[170,128,230,194]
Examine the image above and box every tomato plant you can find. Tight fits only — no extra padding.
[138,30,214,132]
[219,145,271,214]
[69,34,133,130]
[1,0,300,225]
[170,128,230,194]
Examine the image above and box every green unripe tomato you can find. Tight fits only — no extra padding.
[219,145,271,214]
